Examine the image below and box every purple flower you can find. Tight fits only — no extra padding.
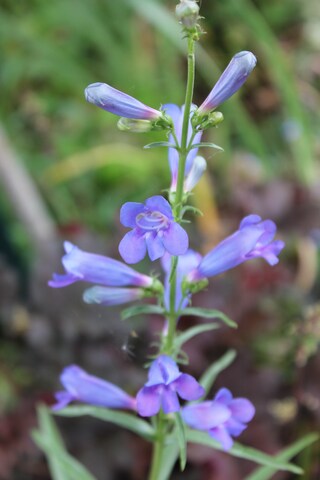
[182,388,255,450]
[198,51,257,115]
[83,286,144,306]
[85,82,162,120]
[161,250,202,311]
[119,196,189,264]
[52,365,136,411]
[163,104,203,191]
[184,155,207,193]
[48,241,153,288]
[187,215,285,282]
[136,355,205,417]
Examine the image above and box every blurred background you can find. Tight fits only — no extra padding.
[0,0,319,478]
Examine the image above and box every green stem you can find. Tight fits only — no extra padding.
[148,413,165,480]
[174,36,195,218]
[148,35,196,480]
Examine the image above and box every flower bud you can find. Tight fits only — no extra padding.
[192,111,224,131]
[117,117,153,133]
[176,0,199,29]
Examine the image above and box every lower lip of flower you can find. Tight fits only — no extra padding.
[136,211,169,231]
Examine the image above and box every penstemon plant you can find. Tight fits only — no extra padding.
[33,2,318,479]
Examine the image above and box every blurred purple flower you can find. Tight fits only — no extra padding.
[187,214,285,282]
[48,241,153,288]
[52,365,136,411]
[163,104,203,191]
[136,355,204,417]
[161,250,202,311]
[85,82,162,120]
[198,51,257,114]
[182,388,255,450]
[119,196,189,264]
[83,286,144,306]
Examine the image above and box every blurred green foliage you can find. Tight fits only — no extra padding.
[0,0,319,236]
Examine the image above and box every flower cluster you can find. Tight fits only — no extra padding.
[48,43,286,466]
[53,357,254,450]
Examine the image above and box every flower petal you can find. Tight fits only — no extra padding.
[162,222,189,256]
[175,374,205,401]
[145,196,173,219]
[136,386,161,417]
[229,398,255,423]
[182,401,230,430]
[48,272,79,288]
[146,355,181,387]
[209,425,234,451]
[145,232,165,261]
[120,202,144,228]
[161,388,180,414]
[52,391,74,411]
[214,387,233,405]
[119,230,146,264]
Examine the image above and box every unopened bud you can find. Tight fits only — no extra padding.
[176,0,199,30]
[192,110,224,131]
[118,117,153,133]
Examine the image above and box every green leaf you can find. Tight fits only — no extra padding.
[189,142,224,151]
[54,405,155,441]
[186,430,303,474]
[199,349,236,395]
[32,405,97,480]
[144,141,176,149]
[174,323,220,350]
[174,412,187,471]
[246,433,319,480]
[180,307,237,328]
[121,304,164,320]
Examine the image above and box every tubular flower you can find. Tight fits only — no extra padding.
[52,365,136,411]
[184,155,207,193]
[163,104,203,192]
[161,250,202,311]
[182,388,255,450]
[85,82,162,120]
[136,355,205,417]
[187,215,285,282]
[83,286,145,306]
[119,196,189,264]
[48,241,153,288]
[197,51,257,115]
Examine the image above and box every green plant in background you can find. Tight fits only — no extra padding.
[29,2,318,478]
[0,0,318,243]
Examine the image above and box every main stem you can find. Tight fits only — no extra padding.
[164,36,195,354]
[148,36,196,480]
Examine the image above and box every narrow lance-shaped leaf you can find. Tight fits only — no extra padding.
[144,141,177,149]
[174,323,220,350]
[186,430,303,475]
[246,433,319,480]
[158,435,180,480]
[180,307,237,328]
[199,349,237,395]
[174,412,187,471]
[54,405,155,441]
[121,304,165,320]
[32,405,97,480]
[189,142,224,151]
